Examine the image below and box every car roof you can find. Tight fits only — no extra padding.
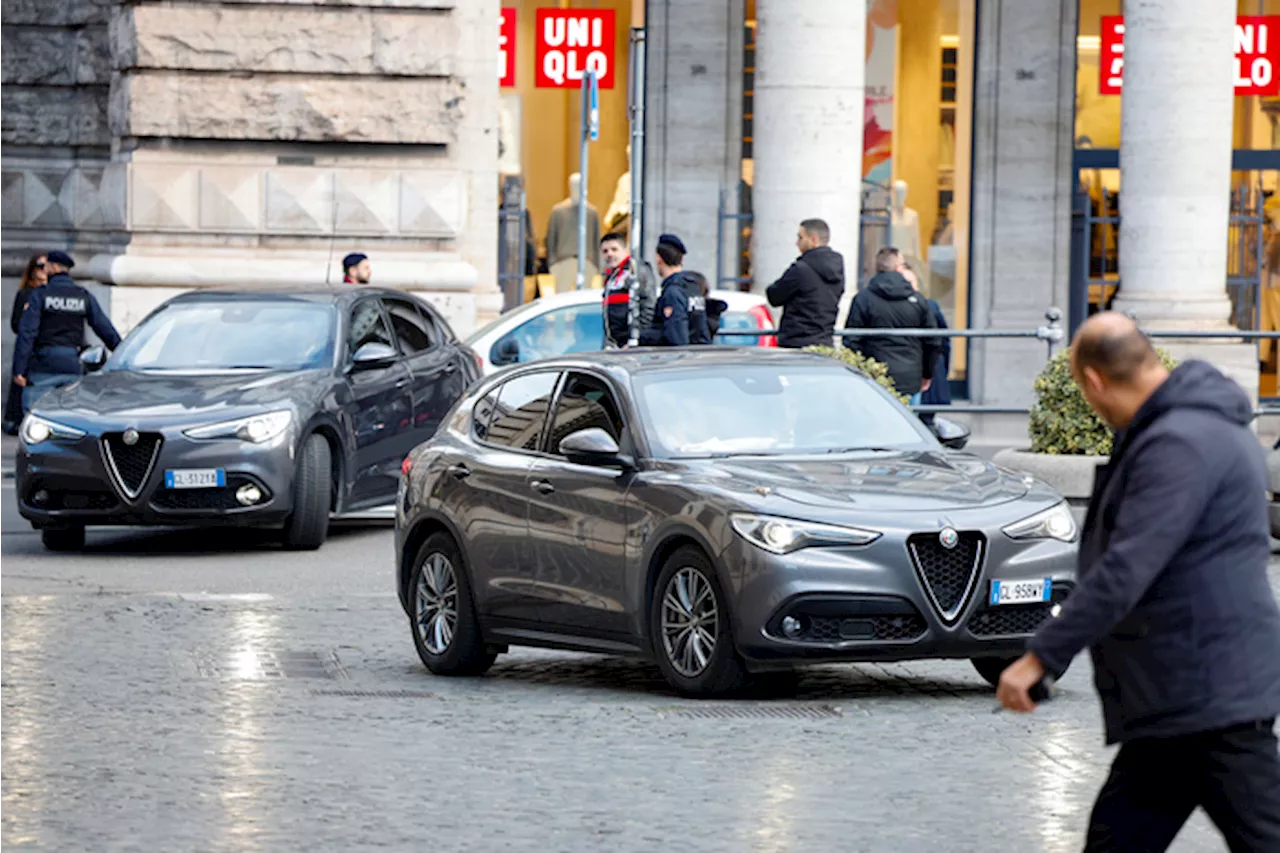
[165,283,423,307]
[518,346,839,377]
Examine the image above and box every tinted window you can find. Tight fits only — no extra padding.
[471,387,499,441]
[384,298,437,355]
[485,372,560,451]
[348,300,395,356]
[546,372,623,453]
[112,300,335,371]
[493,303,605,365]
[633,364,930,458]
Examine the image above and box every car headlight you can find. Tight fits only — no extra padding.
[730,513,881,555]
[184,410,293,444]
[20,414,85,445]
[1002,502,1078,543]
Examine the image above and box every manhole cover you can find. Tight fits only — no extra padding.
[655,704,843,720]
[186,649,346,680]
[310,689,437,699]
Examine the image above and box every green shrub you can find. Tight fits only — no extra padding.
[805,345,908,404]
[1028,348,1178,456]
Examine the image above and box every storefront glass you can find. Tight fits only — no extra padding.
[743,0,977,384]
[1074,0,1280,395]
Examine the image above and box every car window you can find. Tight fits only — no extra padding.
[492,303,604,365]
[348,300,395,357]
[111,300,335,371]
[545,372,624,454]
[383,297,437,355]
[633,364,931,458]
[471,386,499,442]
[717,311,763,346]
[485,372,561,451]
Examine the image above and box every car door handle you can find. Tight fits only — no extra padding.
[531,479,555,495]
[447,463,471,480]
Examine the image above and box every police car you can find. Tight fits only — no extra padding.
[465,288,777,376]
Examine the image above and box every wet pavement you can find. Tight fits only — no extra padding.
[3,495,1276,851]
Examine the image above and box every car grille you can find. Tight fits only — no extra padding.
[968,604,1055,638]
[25,483,119,511]
[806,614,927,643]
[101,432,162,498]
[907,531,985,622]
[151,476,267,512]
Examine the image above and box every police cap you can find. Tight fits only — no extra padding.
[46,250,75,269]
[342,252,368,271]
[656,234,687,255]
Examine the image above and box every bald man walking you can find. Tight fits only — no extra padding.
[999,313,1280,851]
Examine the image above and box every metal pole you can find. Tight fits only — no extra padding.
[628,27,647,270]
[576,71,592,291]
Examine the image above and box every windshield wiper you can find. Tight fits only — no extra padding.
[822,446,900,454]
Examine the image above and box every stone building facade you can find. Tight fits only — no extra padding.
[2,0,501,337]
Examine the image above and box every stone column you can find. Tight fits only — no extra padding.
[751,0,865,302]
[1109,0,1256,396]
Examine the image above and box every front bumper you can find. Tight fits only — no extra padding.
[16,426,297,528]
[725,519,1077,666]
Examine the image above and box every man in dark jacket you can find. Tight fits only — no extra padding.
[13,251,121,411]
[765,218,845,348]
[998,312,1280,851]
[600,232,657,348]
[639,234,709,347]
[843,246,939,399]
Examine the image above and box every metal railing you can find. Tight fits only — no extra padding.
[715,307,1280,417]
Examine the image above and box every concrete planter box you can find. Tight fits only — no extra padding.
[993,448,1104,502]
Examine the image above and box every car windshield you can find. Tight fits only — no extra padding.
[633,364,932,458]
[111,300,336,371]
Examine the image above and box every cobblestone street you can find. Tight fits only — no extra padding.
[3,494,1275,851]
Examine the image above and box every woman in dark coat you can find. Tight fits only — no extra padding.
[4,253,48,434]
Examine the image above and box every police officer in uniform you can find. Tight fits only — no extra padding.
[13,251,121,412]
[639,234,710,347]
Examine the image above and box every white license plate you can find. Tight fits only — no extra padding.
[164,469,225,489]
[989,578,1052,606]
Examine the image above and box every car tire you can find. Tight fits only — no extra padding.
[649,546,745,698]
[41,526,85,552]
[282,434,331,551]
[971,655,1070,688]
[409,532,496,677]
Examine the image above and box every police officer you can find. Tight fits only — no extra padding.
[639,234,710,347]
[13,251,121,412]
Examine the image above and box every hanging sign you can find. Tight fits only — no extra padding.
[1099,15,1280,96]
[499,7,516,88]
[535,8,616,89]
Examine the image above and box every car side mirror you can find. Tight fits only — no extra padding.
[493,338,520,366]
[351,342,399,371]
[559,428,630,468]
[79,346,107,372]
[930,415,970,450]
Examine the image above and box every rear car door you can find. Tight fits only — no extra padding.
[382,295,460,440]
[452,370,561,624]
[526,371,632,635]
[343,298,414,508]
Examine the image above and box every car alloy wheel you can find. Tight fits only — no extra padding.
[416,552,459,655]
[661,566,720,678]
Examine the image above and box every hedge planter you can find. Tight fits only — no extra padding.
[993,448,1102,502]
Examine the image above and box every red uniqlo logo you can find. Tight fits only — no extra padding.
[499,7,516,88]
[534,9,616,89]
[1099,15,1280,97]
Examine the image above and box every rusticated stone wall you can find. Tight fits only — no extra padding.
[1,0,501,339]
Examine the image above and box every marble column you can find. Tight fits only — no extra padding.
[1109,0,1256,397]
[751,0,865,304]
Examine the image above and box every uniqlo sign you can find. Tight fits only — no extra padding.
[1100,15,1280,96]
[499,7,516,88]
[535,9,616,89]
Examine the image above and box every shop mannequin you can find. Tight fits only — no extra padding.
[890,179,922,262]
[545,172,600,293]
[604,144,632,239]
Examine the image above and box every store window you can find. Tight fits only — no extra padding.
[1075,0,1280,395]
[742,0,977,384]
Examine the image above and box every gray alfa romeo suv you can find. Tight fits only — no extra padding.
[395,348,1078,697]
